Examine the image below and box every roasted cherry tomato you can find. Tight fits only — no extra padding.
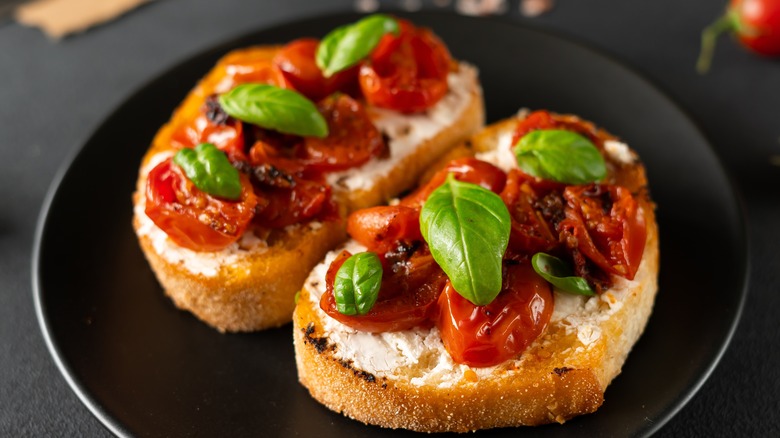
[436,262,554,367]
[347,205,422,254]
[273,38,359,101]
[500,169,560,258]
[559,184,647,280]
[215,54,290,92]
[359,20,452,113]
[298,93,385,172]
[170,97,248,162]
[252,176,333,229]
[402,157,507,207]
[145,159,258,251]
[510,110,613,150]
[321,249,447,332]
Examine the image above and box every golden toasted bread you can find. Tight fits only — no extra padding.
[293,111,658,431]
[132,46,484,332]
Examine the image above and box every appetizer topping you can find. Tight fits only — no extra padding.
[332,251,383,315]
[316,14,400,78]
[145,158,258,252]
[420,174,511,306]
[513,129,606,184]
[218,84,328,138]
[321,112,648,366]
[437,262,553,367]
[358,19,452,113]
[172,143,242,200]
[531,252,595,296]
[274,38,358,101]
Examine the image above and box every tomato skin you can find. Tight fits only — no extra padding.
[171,98,248,162]
[436,263,554,367]
[359,20,452,113]
[347,205,422,254]
[731,0,780,55]
[217,56,290,92]
[299,94,386,172]
[500,169,560,258]
[559,184,646,281]
[144,159,258,252]
[273,38,359,101]
[321,250,447,332]
[402,158,507,207]
[511,110,614,150]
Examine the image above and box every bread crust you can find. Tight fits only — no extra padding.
[133,46,484,332]
[293,113,659,431]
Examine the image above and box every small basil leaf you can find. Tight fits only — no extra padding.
[420,174,511,306]
[218,84,328,138]
[334,252,383,316]
[173,143,242,200]
[316,14,399,77]
[513,129,607,184]
[531,252,595,296]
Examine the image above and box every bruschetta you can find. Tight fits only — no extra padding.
[293,110,658,431]
[132,15,484,332]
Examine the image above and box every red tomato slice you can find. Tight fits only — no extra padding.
[170,98,248,162]
[436,262,553,367]
[144,159,258,252]
[273,38,359,101]
[402,157,507,207]
[298,93,385,172]
[500,169,560,258]
[217,56,290,92]
[510,110,614,150]
[559,184,647,280]
[321,249,447,333]
[358,20,451,113]
[347,205,422,254]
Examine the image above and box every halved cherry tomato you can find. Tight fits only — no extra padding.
[500,169,560,257]
[321,249,447,332]
[170,97,248,162]
[436,262,553,367]
[559,184,646,280]
[510,110,614,150]
[273,38,359,101]
[402,157,507,207]
[359,20,451,113]
[297,93,385,172]
[215,56,290,92]
[252,176,333,229]
[347,205,422,254]
[145,159,258,251]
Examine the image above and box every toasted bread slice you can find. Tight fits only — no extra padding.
[293,111,659,431]
[132,46,484,332]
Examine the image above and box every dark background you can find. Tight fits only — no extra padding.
[1,0,778,436]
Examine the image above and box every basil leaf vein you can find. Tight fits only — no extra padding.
[531,252,595,296]
[316,14,399,77]
[334,252,383,316]
[218,84,328,138]
[420,174,511,306]
[173,143,241,200]
[513,129,606,184]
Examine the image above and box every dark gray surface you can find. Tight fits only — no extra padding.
[1,0,777,436]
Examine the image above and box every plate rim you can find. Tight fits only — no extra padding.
[31,10,750,437]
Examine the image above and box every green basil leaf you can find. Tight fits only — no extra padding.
[218,84,328,138]
[420,174,511,306]
[334,252,383,316]
[316,14,399,77]
[531,252,595,296]
[513,129,607,184]
[173,143,242,200]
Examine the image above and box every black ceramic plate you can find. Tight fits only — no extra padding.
[33,12,747,438]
